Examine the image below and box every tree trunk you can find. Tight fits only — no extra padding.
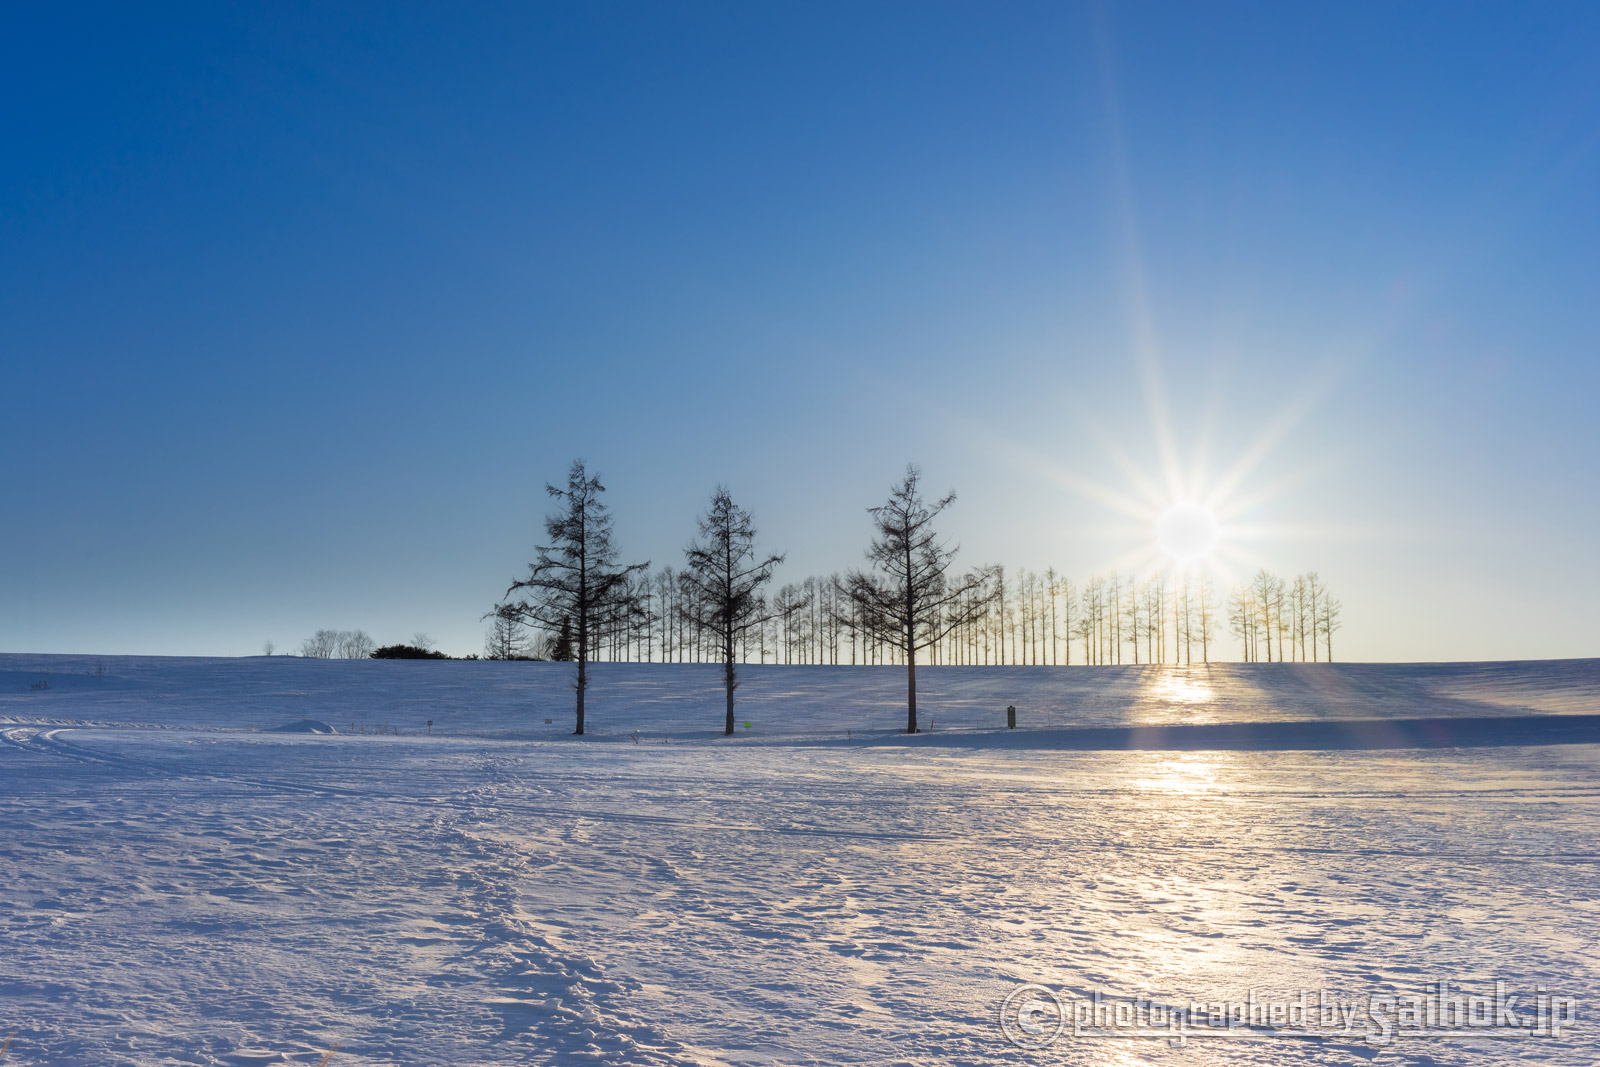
[724,633,736,736]
[575,544,588,734]
[906,650,918,734]
[575,653,586,735]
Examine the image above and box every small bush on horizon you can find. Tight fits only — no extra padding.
[370,644,451,660]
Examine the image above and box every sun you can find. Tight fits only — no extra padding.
[1155,502,1219,563]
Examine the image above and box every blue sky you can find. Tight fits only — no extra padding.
[3,2,1599,660]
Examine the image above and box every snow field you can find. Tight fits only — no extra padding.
[1,655,1597,1065]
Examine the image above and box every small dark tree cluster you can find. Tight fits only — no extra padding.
[370,644,451,660]
[550,617,575,661]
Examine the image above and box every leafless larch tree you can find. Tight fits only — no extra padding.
[496,460,647,734]
[680,487,785,735]
[845,465,986,734]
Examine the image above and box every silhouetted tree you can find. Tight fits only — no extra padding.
[551,616,575,661]
[681,487,784,735]
[845,466,984,733]
[772,582,811,664]
[484,607,531,660]
[498,461,647,734]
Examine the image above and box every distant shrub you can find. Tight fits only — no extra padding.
[370,644,451,660]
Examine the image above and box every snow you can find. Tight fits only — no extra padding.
[1,653,1597,1065]
[264,720,337,734]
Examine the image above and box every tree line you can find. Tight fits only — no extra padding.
[545,563,1339,668]
[494,460,1345,736]
[1229,571,1342,663]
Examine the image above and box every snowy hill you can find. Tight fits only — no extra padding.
[3,653,1597,740]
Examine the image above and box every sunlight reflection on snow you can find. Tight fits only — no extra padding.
[1144,668,1215,707]
[1131,752,1228,795]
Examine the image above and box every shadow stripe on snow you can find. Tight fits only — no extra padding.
[863,713,1600,751]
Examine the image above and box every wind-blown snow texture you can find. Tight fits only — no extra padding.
[1,654,1597,1065]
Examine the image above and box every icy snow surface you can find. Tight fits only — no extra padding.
[1,654,1597,1065]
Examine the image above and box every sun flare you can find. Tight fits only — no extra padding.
[1155,502,1219,563]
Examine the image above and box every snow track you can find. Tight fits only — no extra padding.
[0,726,712,1066]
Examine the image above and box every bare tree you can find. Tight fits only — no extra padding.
[1081,577,1104,664]
[1305,571,1325,662]
[262,640,275,657]
[1228,586,1254,662]
[1122,578,1143,664]
[772,582,811,664]
[992,563,1007,664]
[338,630,376,659]
[680,487,785,735]
[497,460,648,735]
[299,630,337,658]
[1074,597,1095,664]
[298,629,371,658]
[1059,575,1074,665]
[1151,577,1164,663]
[1109,571,1122,664]
[1319,593,1343,661]
[1250,570,1282,662]
[845,466,984,733]
[653,567,677,663]
[484,607,531,660]
[1178,572,1193,664]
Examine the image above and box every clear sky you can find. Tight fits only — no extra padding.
[4,2,1599,661]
